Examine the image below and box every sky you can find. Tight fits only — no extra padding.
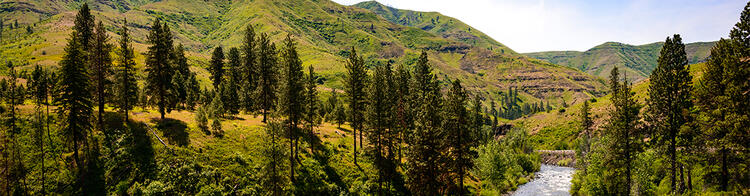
[332,0,747,53]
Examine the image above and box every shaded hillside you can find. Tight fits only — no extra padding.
[0,0,605,106]
[525,41,714,81]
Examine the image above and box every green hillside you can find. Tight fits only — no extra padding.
[353,1,516,55]
[524,41,714,81]
[517,62,708,150]
[0,0,605,107]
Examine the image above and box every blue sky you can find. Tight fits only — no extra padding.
[333,0,747,53]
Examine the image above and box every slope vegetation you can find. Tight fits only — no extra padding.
[1,0,605,107]
[525,41,714,81]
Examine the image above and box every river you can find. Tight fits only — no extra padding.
[512,164,576,196]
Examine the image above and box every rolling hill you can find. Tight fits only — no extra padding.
[0,0,605,108]
[524,41,714,81]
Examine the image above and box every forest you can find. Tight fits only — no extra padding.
[0,1,748,196]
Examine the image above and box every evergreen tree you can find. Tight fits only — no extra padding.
[115,19,138,122]
[195,106,209,133]
[4,62,28,194]
[406,51,446,194]
[209,90,225,119]
[325,89,339,120]
[241,25,258,113]
[145,19,175,120]
[366,63,397,194]
[578,100,593,172]
[91,21,112,131]
[257,33,278,123]
[304,65,320,152]
[0,18,4,43]
[225,47,242,115]
[209,46,225,89]
[471,95,485,143]
[603,67,641,194]
[30,64,49,193]
[56,32,93,192]
[646,34,693,193]
[279,35,304,183]
[334,104,346,128]
[185,73,201,110]
[260,121,288,195]
[344,47,367,165]
[490,100,497,131]
[394,63,412,162]
[696,4,750,190]
[444,79,473,194]
[73,3,94,53]
[171,44,190,109]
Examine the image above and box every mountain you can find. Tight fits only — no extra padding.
[352,1,516,55]
[524,41,715,81]
[0,0,605,106]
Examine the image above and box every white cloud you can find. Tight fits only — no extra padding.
[333,0,746,53]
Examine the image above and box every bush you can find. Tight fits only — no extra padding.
[473,128,539,194]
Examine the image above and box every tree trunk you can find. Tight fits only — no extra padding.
[262,109,267,123]
[721,147,728,191]
[687,165,693,191]
[289,123,295,183]
[679,163,685,194]
[671,130,676,193]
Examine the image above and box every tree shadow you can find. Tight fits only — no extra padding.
[128,121,157,180]
[100,112,157,187]
[151,118,190,147]
[310,139,349,192]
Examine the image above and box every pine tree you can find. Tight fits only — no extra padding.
[344,47,367,165]
[257,33,278,123]
[333,104,345,128]
[185,74,201,110]
[471,95,485,143]
[646,34,692,193]
[0,18,4,43]
[209,46,225,89]
[91,21,112,131]
[304,65,320,152]
[30,64,48,193]
[325,89,339,120]
[4,62,28,194]
[56,32,93,192]
[444,79,473,194]
[115,19,138,122]
[578,100,592,172]
[241,25,258,113]
[407,51,446,194]
[145,19,175,120]
[260,121,288,195]
[696,4,750,190]
[171,44,190,109]
[279,35,304,183]
[366,63,398,194]
[394,63,412,163]
[225,47,242,115]
[73,3,94,53]
[603,67,641,194]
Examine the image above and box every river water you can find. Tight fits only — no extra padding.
[512,164,576,196]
